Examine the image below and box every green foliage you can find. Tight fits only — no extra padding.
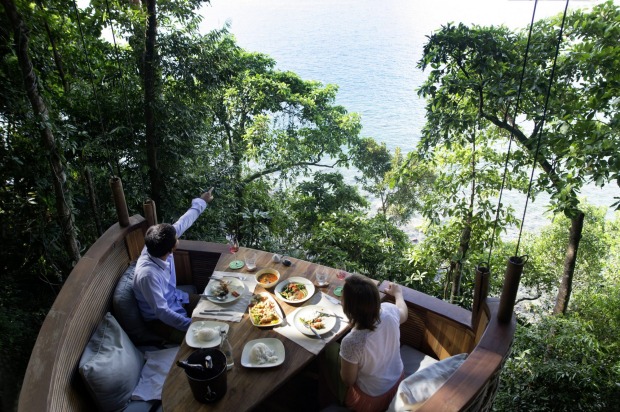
[495,210,620,411]
[495,314,619,411]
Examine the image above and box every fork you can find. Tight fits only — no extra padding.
[302,320,325,341]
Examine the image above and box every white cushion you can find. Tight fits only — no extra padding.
[79,313,145,412]
[131,347,179,401]
[400,345,439,376]
[387,353,467,412]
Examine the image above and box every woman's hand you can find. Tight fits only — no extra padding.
[385,282,408,324]
[384,281,402,298]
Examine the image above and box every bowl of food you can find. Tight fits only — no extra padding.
[255,268,281,289]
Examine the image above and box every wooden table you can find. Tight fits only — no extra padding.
[162,248,351,411]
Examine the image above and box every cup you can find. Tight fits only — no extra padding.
[245,252,257,271]
[185,348,227,403]
[316,271,328,287]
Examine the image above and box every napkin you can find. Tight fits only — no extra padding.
[274,292,349,355]
[192,271,258,322]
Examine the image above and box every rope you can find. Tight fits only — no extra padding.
[516,0,570,255]
[486,0,539,265]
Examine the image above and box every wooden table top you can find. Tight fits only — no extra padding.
[161,248,352,412]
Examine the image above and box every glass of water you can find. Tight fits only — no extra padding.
[245,252,257,271]
[316,271,328,287]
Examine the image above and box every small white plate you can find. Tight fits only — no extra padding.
[274,277,315,304]
[294,306,337,336]
[185,321,229,348]
[248,293,284,327]
[241,338,285,368]
[204,277,246,303]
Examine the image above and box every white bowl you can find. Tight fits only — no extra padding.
[255,268,281,288]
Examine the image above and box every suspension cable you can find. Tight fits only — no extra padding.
[486,0,539,266]
[516,0,570,255]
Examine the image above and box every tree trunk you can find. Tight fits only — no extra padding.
[84,167,103,236]
[451,143,476,303]
[553,211,585,315]
[2,0,81,265]
[143,0,163,207]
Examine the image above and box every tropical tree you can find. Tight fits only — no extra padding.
[416,1,620,313]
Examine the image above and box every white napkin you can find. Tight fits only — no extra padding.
[274,292,349,355]
[192,271,258,322]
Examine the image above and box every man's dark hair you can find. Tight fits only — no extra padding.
[144,223,177,258]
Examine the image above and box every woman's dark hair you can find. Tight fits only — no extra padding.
[342,275,381,331]
[144,223,177,258]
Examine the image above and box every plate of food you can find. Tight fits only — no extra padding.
[186,321,229,348]
[248,292,283,327]
[274,277,315,304]
[241,338,285,368]
[294,306,337,336]
[204,277,245,303]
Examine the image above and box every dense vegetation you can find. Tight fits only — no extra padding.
[0,0,618,410]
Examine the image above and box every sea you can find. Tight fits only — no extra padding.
[198,0,619,238]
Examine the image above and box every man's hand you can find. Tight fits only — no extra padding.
[201,187,214,203]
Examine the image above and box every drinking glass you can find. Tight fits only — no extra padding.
[245,252,257,271]
[228,235,239,256]
[316,271,328,287]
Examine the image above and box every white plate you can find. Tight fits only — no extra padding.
[241,338,285,368]
[204,277,246,303]
[248,292,284,327]
[294,306,337,336]
[185,321,229,348]
[274,277,315,304]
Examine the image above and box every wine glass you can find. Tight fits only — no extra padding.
[228,235,239,255]
[336,264,349,280]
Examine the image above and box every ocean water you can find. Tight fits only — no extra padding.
[198,0,619,236]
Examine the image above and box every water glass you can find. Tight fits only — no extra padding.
[316,271,328,286]
[245,252,257,271]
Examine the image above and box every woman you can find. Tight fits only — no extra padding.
[324,274,408,411]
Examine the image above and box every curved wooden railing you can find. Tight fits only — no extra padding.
[18,215,148,411]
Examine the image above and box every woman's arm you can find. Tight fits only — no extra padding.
[384,282,408,324]
[340,357,359,387]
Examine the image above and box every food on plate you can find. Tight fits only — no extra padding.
[300,315,325,330]
[211,280,230,297]
[249,294,281,326]
[194,326,220,342]
[257,272,278,285]
[280,282,307,301]
[250,342,279,364]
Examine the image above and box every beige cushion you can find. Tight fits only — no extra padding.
[400,345,439,376]
[387,353,467,412]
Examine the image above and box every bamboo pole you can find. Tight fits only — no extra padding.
[143,199,157,227]
[109,177,130,227]
[472,264,490,329]
[498,255,526,323]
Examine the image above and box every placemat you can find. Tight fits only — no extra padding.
[274,292,349,355]
[192,271,258,322]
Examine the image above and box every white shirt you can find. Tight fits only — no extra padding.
[340,302,404,396]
